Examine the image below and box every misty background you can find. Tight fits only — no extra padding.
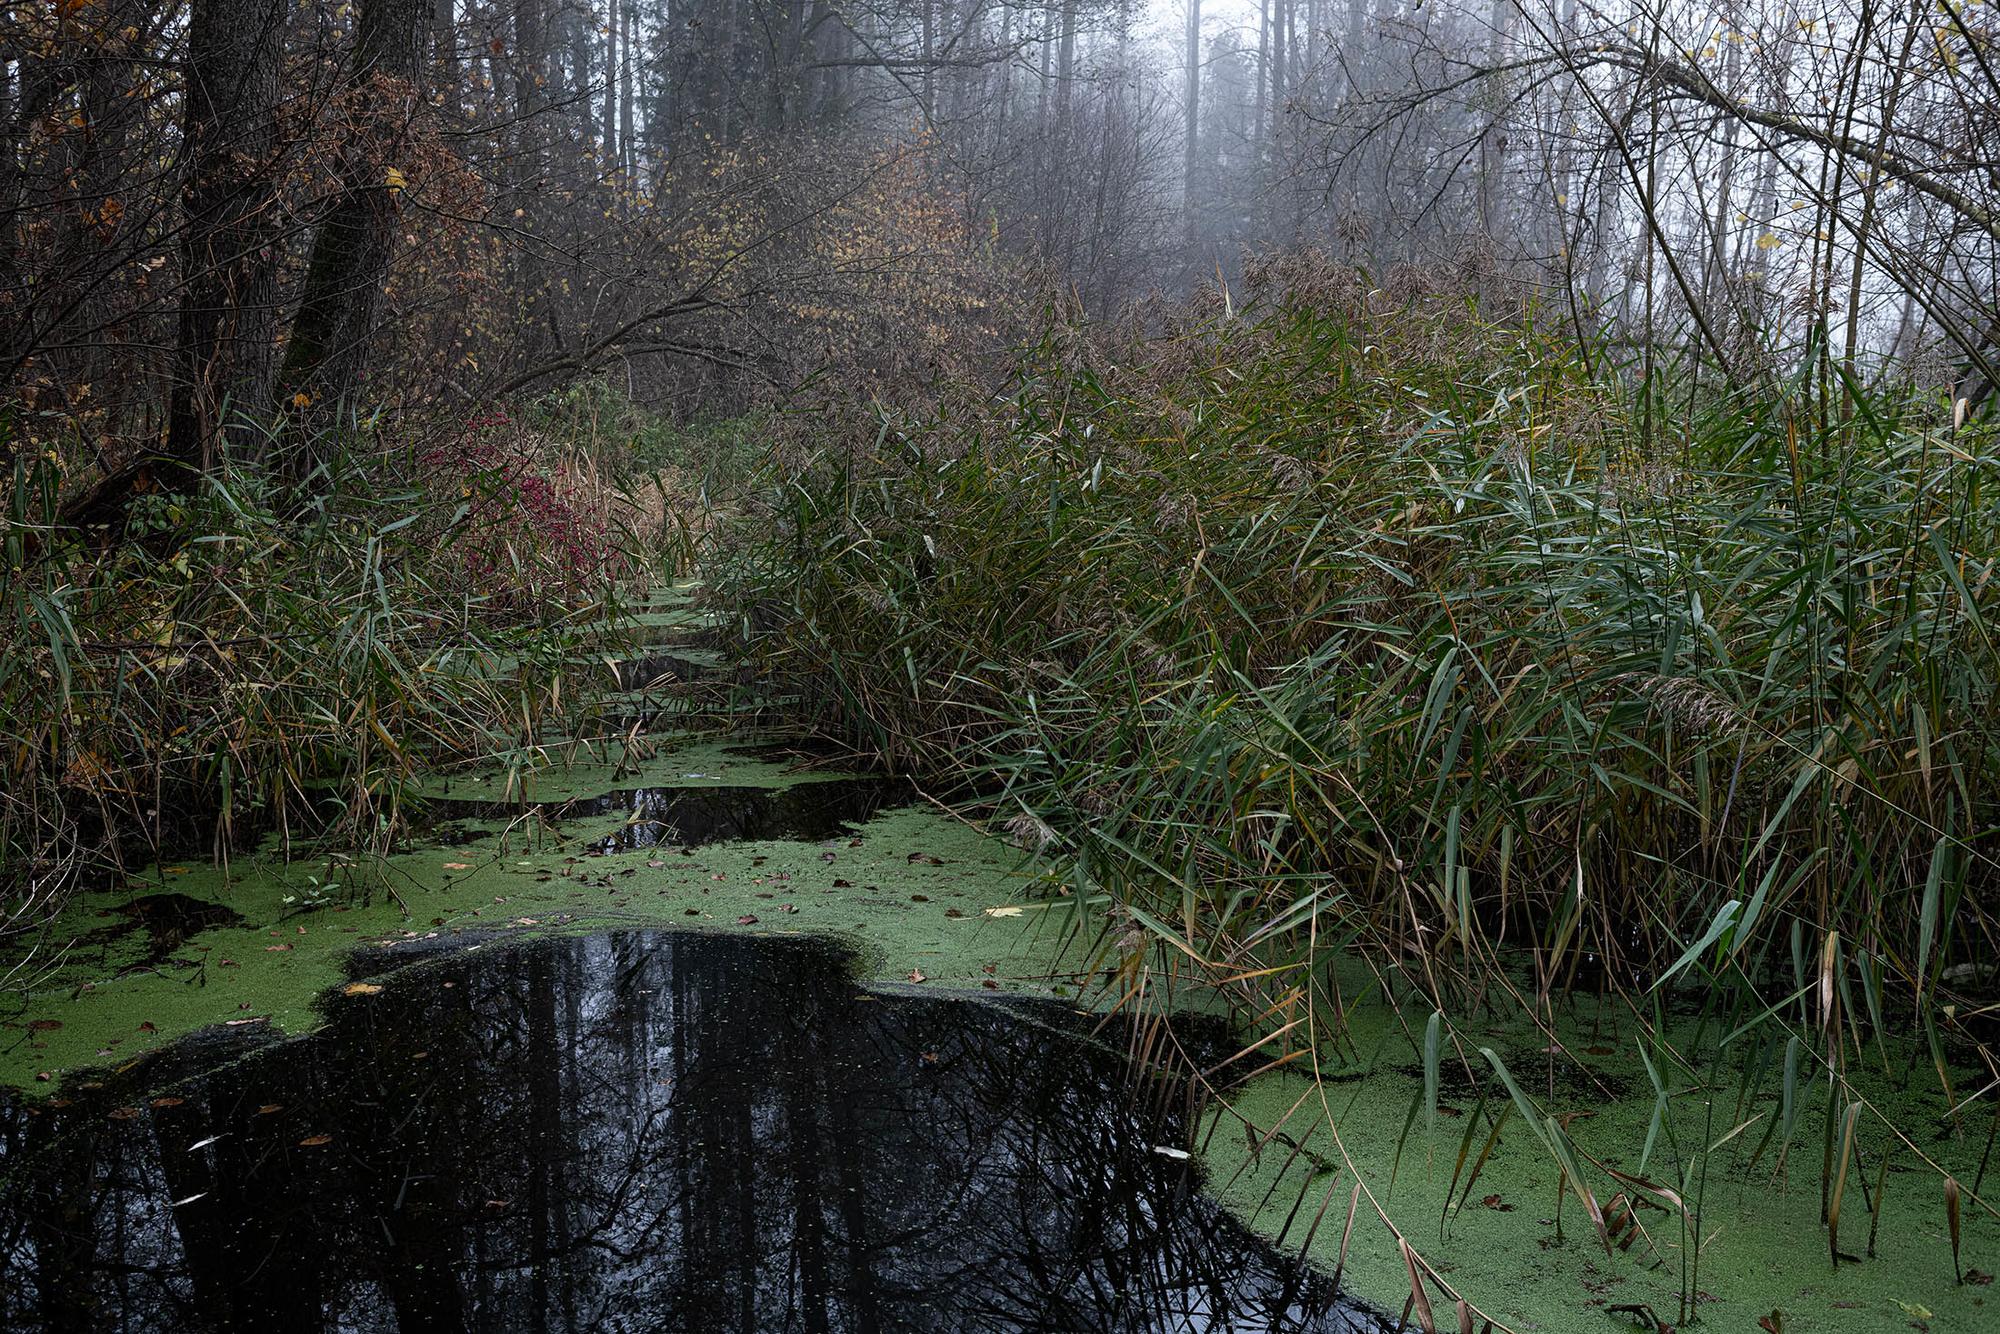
[6,0,1997,451]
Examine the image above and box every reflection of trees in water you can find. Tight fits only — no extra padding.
[0,933,1374,1333]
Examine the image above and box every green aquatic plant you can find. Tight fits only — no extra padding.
[711,264,2000,1322]
[0,416,665,968]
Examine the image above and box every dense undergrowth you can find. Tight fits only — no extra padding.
[712,257,2000,1323]
[0,404,693,978]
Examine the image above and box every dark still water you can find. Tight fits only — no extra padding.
[0,931,1377,1333]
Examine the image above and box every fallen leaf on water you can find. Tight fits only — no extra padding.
[343,983,383,996]
[256,1104,283,1114]
[984,906,1023,918]
[298,1134,332,1147]
[28,1019,61,1031]
[1482,1194,1514,1211]
[736,914,758,925]
[108,1107,139,1120]
[150,1097,184,1108]
[907,969,927,983]
[34,1071,50,1082]
[443,862,472,870]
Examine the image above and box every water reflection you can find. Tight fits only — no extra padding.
[0,932,1377,1332]
[425,777,909,853]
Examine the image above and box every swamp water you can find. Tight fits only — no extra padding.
[0,929,1381,1333]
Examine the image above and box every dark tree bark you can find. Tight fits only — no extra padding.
[434,0,459,98]
[273,0,430,485]
[163,0,286,485]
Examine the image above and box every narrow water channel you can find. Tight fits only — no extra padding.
[0,930,1380,1332]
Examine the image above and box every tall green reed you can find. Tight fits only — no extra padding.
[712,270,2000,1313]
[1,417,648,970]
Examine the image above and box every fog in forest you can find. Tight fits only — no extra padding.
[7,0,1996,444]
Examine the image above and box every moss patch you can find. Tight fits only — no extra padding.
[2,749,1094,1093]
[1191,990,1998,1333]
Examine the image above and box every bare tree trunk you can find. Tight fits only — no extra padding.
[1256,0,1268,145]
[274,0,430,484]
[1184,0,1200,246]
[618,0,634,172]
[163,0,286,484]
[1270,0,1286,130]
[434,0,458,99]
[604,0,619,159]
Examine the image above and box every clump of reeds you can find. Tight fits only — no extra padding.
[0,409,667,969]
[713,268,2000,1311]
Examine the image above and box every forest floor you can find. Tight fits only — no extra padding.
[4,589,1994,1334]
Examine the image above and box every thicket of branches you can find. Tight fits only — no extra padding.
[7,0,1996,488]
[4,0,1165,488]
[1189,0,1999,412]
